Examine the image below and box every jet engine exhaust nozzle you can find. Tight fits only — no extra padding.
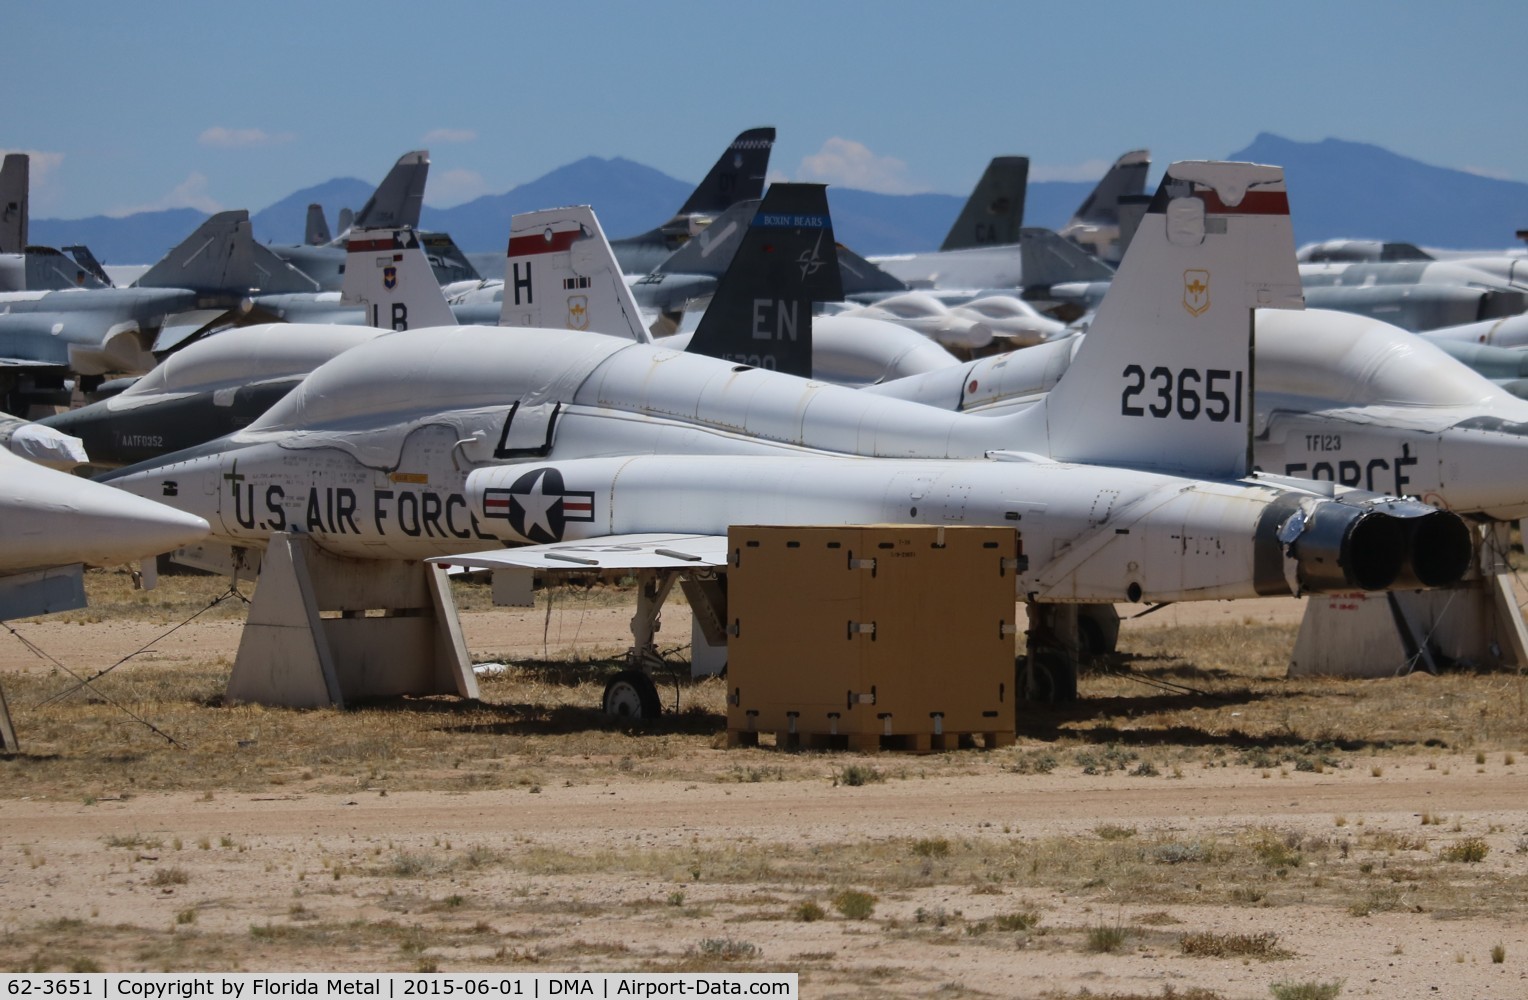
[1287,504,1405,594]
[1385,504,1473,590]
[1280,498,1473,595]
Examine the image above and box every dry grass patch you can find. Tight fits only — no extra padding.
[1179,930,1291,959]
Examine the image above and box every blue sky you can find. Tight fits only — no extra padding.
[9,1,1527,219]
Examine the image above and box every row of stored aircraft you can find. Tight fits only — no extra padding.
[5,131,1528,715]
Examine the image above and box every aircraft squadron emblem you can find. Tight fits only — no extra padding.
[797,231,826,280]
[481,467,595,544]
[383,265,397,290]
[567,295,589,330]
[1183,269,1210,317]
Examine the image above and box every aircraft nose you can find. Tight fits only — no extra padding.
[73,490,211,567]
[1,473,210,572]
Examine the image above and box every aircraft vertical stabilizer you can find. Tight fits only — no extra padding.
[1035,161,1303,480]
[135,211,320,296]
[349,150,429,234]
[0,153,27,254]
[340,228,456,330]
[677,127,776,217]
[940,156,1028,252]
[500,207,650,343]
[1069,149,1150,228]
[305,204,332,246]
[685,184,844,377]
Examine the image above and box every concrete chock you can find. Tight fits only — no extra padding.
[1291,572,1528,677]
[228,532,478,708]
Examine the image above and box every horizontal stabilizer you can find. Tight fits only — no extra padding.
[151,309,239,354]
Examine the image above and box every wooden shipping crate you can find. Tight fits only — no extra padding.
[725,525,1019,745]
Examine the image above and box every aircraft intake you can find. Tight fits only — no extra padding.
[1268,495,1473,595]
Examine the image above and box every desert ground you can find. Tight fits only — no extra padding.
[2,571,1526,1000]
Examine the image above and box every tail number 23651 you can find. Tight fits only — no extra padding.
[1121,365,1243,422]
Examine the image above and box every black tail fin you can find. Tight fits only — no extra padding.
[0,153,27,254]
[304,203,332,245]
[940,156,1028,251]
[677,127,775,216]
[685,184,843,378]
[350,150,429,233]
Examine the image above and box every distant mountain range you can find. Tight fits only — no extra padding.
[29,134,1528,267]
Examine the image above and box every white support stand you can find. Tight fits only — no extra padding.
[0,678,17,753]
[1290,523,1528,677]
[228,532,478,708]
[627,569,680,668]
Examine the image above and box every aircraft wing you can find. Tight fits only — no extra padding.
[428,534,729,572]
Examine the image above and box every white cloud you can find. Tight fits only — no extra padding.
[423,128,477,144]
[1460,164,1514,182]
[198,127,295,149]
[428,168,491,207]
[0,148,65,180]
[0,149,66,212]
[108,172,223,217]
[1028,159,1115,183]
[795,137,921,194]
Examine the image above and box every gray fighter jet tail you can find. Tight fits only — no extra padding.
[1060,149,1150,265]
[61,245,113,287]
[940,156,1028,251]
[135,210,319,296]
[1019,227,1117,289]
[348,150,429,234]
[1070,149,1150,229]
[0,153,27,254]
[305,203,332,246]
[24,246,111,290]
[685,183,844,378]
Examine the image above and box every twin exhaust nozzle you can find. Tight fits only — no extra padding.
[1282,498,1472,594]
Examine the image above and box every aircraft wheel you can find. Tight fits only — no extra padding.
[603,670,661,719]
